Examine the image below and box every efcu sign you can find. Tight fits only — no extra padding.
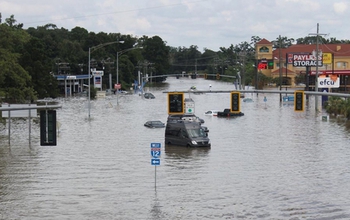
[318,75,339,88]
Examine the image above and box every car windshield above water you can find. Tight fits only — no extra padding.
[187,128,207,138]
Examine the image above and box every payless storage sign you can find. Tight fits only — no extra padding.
[293,54,323,67]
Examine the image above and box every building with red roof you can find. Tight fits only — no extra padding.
[255,39,350,92]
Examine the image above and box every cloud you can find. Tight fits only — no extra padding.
[2,0,350,51]
[333,2,347,14]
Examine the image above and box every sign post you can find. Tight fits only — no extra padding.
[151,143,161,189]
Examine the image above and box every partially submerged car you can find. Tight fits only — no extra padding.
[144,120,165,128]
[204,110,219,116]
[144,93,155,99]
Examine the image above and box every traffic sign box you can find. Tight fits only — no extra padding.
[151,158,160,166]
[150,143,161,158]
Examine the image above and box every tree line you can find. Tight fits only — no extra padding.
[1,14,349,103]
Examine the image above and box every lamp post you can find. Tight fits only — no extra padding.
[88,40,124,118]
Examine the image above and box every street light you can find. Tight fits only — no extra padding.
[88,40,124,118]
[116,46,143,91]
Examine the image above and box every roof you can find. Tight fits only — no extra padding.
[271,67,294,75]
[273,44,350,58]
[256,38,271,45]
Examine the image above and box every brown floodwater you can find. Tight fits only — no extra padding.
[1,77,350,219]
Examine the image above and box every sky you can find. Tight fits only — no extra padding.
[1,0,349,52]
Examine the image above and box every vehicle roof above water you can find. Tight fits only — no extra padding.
[167,113,205,123]
[168,113,197,117]
[166,120,202,128]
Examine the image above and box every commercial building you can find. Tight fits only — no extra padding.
[255,39,350,92]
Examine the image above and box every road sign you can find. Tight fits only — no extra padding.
[151,143,161,158]
[151,158,160,166]
[151,150,161,158]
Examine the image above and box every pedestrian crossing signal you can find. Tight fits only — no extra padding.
[294,91,304,112]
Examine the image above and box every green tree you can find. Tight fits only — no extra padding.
[272,36,295,48]
[20,37,59,98]
[142,36,169,82]
[0,18,36,103]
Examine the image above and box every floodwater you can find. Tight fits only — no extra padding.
[1,77,350,220]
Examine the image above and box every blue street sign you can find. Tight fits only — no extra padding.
[151,158,160,166]
[151,143,161,148]
[151,150,161,158]
[151,142,161,158]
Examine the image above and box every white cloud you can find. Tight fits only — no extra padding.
[333,2,347,14]
[1,0,350,51]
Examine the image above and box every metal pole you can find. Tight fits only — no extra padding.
[8,103,10,145]
[155,165,157,189]
[29,103,31,145]
[88,47,91,118]
[116,52,119,104]
[117,52,119,86]
[279,35,282,102]
[315,23,319,112]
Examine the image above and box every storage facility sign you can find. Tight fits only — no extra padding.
[292,54,323,67]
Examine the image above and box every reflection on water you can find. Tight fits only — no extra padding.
[164,144,210,159]
[1,77,350,219]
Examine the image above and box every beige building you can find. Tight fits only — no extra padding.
[255,39,350,92]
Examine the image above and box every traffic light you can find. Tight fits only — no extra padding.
[230,92,240,113]
[267,60,274,69]
[216,73,220,80]
[40,110,57,146]
[294,90,304,112]
[168,92,184,114]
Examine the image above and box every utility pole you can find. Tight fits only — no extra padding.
[279,35,282,102]
[309,23,327,112]
[239,51,246,90]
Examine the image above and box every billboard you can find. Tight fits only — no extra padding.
[94,76,102,89]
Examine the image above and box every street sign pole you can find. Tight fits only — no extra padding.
[150,143,161,190]
[155,164,157,189]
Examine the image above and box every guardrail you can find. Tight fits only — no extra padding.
[163,89,350,98]
[0,104,62,146]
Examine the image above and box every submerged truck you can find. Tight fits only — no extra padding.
[165,120,211,148]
